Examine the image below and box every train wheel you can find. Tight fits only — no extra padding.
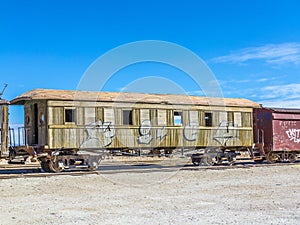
[200,154,213,166]
[88,162,99,171]
[253,158,264,163]
[226,153,236,166]
[266,151,280,163]
[8,149,16,163]
[288,153,297,163]
[192,158,200,166]
[48,158,64,173]
[40,161,51,172]
[164,149,173,156]
[228,158,236,166]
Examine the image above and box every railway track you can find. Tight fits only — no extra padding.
[0,171,100,179]
[0,159,299,179]
[0,162,100,179]
[99,159,300,174]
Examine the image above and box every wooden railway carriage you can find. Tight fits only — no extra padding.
[11,89,260,168]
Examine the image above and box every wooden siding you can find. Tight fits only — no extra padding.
[84,107,95,125]
[157,110,167,126]
[46,101,255,149]
[47,126,254,149]
[242,112,252,127]
[234,112,242,126]
[48,107,64,125]
[24,101,47,147]
[140,109,150,122]
[104,108,115,123]
[189,110,199,124]
[0,104,9,156]
[219,112,227,124]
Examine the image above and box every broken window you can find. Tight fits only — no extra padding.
[65,108,76,123]
[174,111,182,126]
[123,110,133,125]
[205,112,213,127]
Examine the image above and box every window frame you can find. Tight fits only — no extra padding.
[173,111,183,126]
[122,109,133,125]
[204,112,213,127]
[64,107,77,124]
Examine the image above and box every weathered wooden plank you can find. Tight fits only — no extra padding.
[104,108,115,124]
[132,109,139,126]
[189,110,199,124]
[75,107,84,125]
[242,112,252,127]
[157,110,167,126]
[212,111,219,127]
[84,108,95,125]
[0,104,9,155]
[167,110,173,126]
[95,107,103,122]
[48,106,64,125]
[140,109,150,122]
[234,112,242,126]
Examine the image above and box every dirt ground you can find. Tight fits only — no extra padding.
[0,161,299,225]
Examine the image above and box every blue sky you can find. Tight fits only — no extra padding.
[1,0,300,123]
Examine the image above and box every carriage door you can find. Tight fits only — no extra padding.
[33,103,39,144]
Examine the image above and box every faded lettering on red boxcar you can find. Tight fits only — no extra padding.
[273,120,300,151]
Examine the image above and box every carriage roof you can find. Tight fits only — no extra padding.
[263,107,300,114]
[0,99,9,105]
[10,88,260,108]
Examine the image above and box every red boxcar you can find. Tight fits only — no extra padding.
[253,107,300,163]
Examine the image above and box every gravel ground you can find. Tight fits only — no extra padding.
[0,163,299,225]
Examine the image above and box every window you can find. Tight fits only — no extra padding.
[204,113,212,127]
[65,108,76,123]
[174,111,182,126]
[123,110,133,125]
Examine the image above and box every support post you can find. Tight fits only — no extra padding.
[0,102,9,157]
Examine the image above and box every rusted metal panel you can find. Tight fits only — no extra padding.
[273,120,300,151]
[273,113,300,120]
[253,108,273,153]
[269,108,300,114]
[254,107,300,153]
